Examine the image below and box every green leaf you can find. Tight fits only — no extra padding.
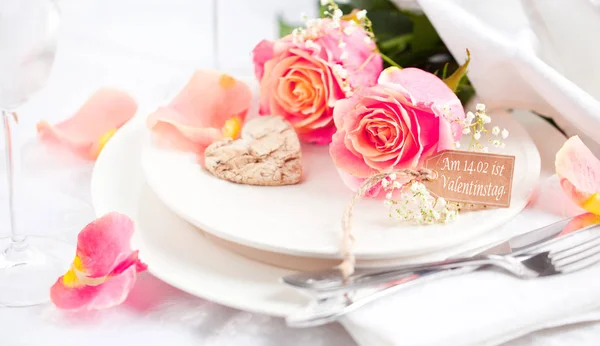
[277,14,297,38]
[441,63,449,79]
[443,49,471,92]
[378,33,413,52]
[405,12,441,53]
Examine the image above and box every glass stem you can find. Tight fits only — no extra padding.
[3,110,28,255]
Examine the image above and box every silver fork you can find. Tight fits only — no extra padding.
[286,228,600,327]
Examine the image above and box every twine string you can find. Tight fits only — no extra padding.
[338,168,437,279]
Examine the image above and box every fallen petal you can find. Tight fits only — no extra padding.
[147,69,252,154]
[37,88,137,160]
[559,213,600,237]
[50,213,146,311]
[556,136,600,214]
[51,265,137,311]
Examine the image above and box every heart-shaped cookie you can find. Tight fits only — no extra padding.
[204,116,302,186]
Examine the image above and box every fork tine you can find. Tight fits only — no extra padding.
[553,241,600,273]
[550,233,600,262]
[555,251,600,274]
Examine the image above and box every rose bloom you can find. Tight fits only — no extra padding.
[330,67,465,191]
[252,19,382,144]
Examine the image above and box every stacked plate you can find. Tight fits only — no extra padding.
[91,95,540,317]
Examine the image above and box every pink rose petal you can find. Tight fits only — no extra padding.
[50,212,146,311]
[51,266,137,311]
[556,136,600,214]
[36,88,137,160]
[147,69,252,154]
[559,213,600,237]
[379,67,465,141]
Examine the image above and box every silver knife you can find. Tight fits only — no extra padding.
[283,216,584,292]
[285,215,598,327]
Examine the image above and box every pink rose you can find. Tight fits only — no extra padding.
[330,67,465,191]
[252,19,382,144]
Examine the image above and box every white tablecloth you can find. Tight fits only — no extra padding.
[1,1,600,345]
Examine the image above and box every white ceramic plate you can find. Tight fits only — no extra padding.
[141,109,541,259]
[91,116,310,316]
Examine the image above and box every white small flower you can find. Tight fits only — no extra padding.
[340,51,349,60]
[386,192,393,200]
[465,111,475,125]
[455,141,461,148]
[476,103,486,112]
[492,126,500,136]
[343,25,356,36]
[333,64,348,79]
[392,181,401,189]
[436,197,447,208]
[338,41,346,48]
[356,9,367,20]
[462,127,471,135]
[363,36,372,44]
[333,9,343,20]
[501,128,509,139]
[389,173,397,181]
[500,142,506,149]
[305,18,317,28]
[492,139,501,147]
[320,0,329,5]
[474,131,481,140]
[305,40,318,50]
[384,199,393,206]
[329,21,341,29]
[381,179,389,188]
[481,146,489,153]
[481,114,491,124]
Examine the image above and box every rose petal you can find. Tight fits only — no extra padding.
[36,88,137,160]
[147,106,223,153]
[330,131,375,178]
[556,136,600,214]
[378,67,465,141]
[50,265,137,311]
[147,69,252,154]
[252,40,275,81]
[50,212,146,311]
[559,213,600,237]
[75,212,143,278]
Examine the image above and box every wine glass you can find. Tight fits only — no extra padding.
[0,0,74,306]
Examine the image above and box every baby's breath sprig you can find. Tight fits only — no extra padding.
[460,103,509,152]
[382,174,459,224]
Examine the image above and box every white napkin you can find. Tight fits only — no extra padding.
[342,111,600,346]
[396,0,600,154]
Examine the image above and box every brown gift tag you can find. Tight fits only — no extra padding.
[422,150,515,208]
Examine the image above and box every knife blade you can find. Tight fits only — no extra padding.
[282,214,597,292]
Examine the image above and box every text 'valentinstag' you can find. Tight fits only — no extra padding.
[423,150,515,207]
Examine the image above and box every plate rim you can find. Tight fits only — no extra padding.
[91,116,305,317]
[140,111,541,259]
